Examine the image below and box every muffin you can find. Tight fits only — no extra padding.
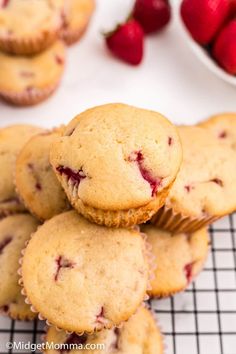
[199,113,236,149]
[61,0,95,45]
[50,103,182,228]
[15,129,70,221]
[21,211,150,333]
[0,41,66,106]
[0,214,39,320]
[142,225,209,297]
[152,125,236,232]
[0,0,63,55]
[0,124,43,216]
[44,307,163,354]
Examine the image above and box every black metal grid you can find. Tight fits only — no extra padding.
[0,215,235,354]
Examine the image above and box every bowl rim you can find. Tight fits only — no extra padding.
[177,5,236,87]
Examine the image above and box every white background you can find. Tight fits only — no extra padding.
[0,0,235,129]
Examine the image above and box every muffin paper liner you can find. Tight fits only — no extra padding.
[0,82,60,107]
[0,26,61,55]
[151,205,219,233]
[0,209,23,219]
[18,225,156,335]
[0,197,27,217]
[56,174,171,228]
[42,308,166,354]
[0,304,36,322]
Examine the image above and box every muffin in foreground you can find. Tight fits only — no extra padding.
[199,113,236,150]
[142,225,209,298]
[44,307,163,354]
[21,211,150,333]
[152,125,236,233]
[0,214,39,320]
[61,0,95,45]
[0,0,63,55]
[50,103,182,227]
[0,41,66,106]
[0,124,43,216]
[15,129,70,221]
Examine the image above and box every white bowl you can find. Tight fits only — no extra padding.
[178,7,236,87]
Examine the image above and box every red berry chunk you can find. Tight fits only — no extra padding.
[57,166,86,187]
[129,151,162,197]
[54,256,75,281]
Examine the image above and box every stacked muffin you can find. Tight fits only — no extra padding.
[0,105,236,353]
[0,0,95,106]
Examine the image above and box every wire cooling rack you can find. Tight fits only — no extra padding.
[0,214,235,354]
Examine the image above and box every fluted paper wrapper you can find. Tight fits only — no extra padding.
[151,205,218,233]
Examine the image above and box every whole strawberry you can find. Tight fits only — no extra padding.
[229,0,236,17]
[180,0,230,45]
[105,19,144,65]
[133,0,171,34]
[213,20,236,74]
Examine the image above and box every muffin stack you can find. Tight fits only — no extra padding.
[0,105,236,353]
[0,0,95,106]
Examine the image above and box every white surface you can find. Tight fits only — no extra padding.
[0,0,235,129]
